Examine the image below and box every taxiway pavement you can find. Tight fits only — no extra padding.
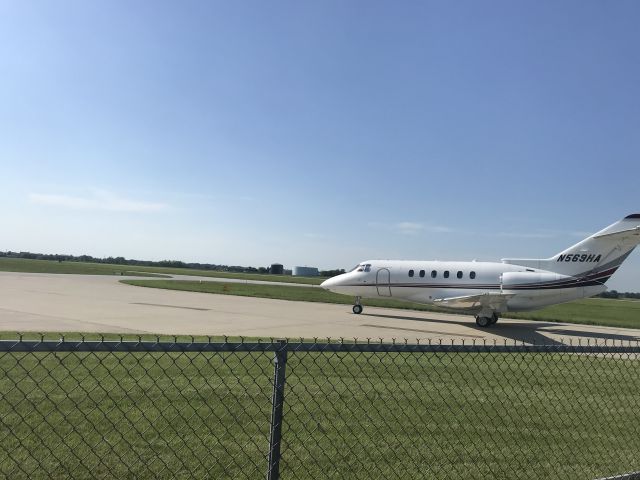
[1,272,639,345]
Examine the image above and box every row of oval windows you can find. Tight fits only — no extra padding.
[408,269,477,279]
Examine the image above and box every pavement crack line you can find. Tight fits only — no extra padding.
[130,302,211,311]
[361,324,483,338]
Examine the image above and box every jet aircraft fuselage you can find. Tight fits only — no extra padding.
[321,214,640,327]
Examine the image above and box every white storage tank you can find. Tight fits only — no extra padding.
[292,266,319,277]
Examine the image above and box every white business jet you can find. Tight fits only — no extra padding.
[321,214,640,327]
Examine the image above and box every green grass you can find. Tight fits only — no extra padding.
[0,258,170,277]
[0,257,323,284]
[1,347,638,478]
[122,279,640,329]
[508,297,640,329]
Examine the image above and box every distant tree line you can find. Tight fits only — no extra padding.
[597,290,640,300]
[0,251,345,277]
[319,269,346,277]
[0,250,267,273]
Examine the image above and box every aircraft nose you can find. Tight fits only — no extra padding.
[320,277,336,290]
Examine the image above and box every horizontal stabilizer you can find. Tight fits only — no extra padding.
[593,226,640,243]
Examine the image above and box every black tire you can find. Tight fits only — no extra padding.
[490,314,499,325]
[353,305,363,314]
[475,316,490,327]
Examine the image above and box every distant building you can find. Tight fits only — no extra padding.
[270,263,284,275]
[292,266,319,277]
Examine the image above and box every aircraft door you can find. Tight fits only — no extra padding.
[376,268,392,297]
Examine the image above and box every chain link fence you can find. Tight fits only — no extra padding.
[1,337,640,479]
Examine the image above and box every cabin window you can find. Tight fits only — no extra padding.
[457,271,463,279]
[419,270,425,278]
[431,270,437,278]
[444,271,450,278]
[364,264,372,272]
[408,270,414,277]
[470,271,476,279]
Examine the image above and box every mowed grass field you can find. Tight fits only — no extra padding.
[508,297,640,328]
[122,279,640,329]
[0,257,323,284]
[0,258,171,277]
[1,346,638,479]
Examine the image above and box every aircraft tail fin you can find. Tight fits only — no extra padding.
[502,214,640,282]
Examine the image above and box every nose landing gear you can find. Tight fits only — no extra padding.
[352,296,363,314]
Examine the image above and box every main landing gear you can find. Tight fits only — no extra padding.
[475,312,499,328]
[352,296,363,314]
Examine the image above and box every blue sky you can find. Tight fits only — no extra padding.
[1,1,639,290]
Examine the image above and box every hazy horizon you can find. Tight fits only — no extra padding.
[1,1,638,291]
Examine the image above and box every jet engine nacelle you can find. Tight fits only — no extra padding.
[501,271,571,288]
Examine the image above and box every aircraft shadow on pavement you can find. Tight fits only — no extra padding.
[361,312,640,346]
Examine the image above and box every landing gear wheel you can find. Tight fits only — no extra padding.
[475,316,491,328]
[352,296,363,315]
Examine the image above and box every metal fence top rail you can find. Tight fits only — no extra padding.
[2,338,640,354]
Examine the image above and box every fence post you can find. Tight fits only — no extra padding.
[267,339,288,480]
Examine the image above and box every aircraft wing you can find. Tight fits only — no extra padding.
[433,292,514,311]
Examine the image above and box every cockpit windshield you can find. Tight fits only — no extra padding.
[350,263,372,273]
